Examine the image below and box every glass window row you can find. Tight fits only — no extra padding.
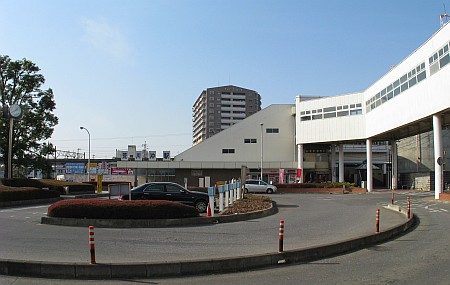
[300,103,362,121]
[366,61,426,113]
[244,138,257,143]
[429,41,450,76]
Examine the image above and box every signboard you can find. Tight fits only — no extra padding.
[279,169,285,184]
[149,151,156,161]
[297,168,303,180]
[163,151,170,161]
[65,163,85,174]
[88,162,97,174]
[111,168,134,175]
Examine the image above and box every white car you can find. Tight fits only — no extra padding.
[244,179,277,194]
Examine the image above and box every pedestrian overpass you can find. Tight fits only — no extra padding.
[296,22,450,199]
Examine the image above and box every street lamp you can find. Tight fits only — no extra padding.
[260,123,264,181]
[80,126,91,182]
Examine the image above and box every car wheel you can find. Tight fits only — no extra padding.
[266,188,273,194]
[195,200,208,213]
[244,188,249,194]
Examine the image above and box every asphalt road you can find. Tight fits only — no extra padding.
[0,192,437,284]
[0,193,403,263]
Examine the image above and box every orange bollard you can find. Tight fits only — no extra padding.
[278,220,284,252]
[376,209,380,233]
[89,226,96,264]
[206,203,212,217]
[407,196,411,219]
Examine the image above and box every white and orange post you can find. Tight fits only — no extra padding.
[279,220,284,252]
[375,209,380,233]
[218,185,224,212]
[407,196,411,219]
[225,185,230,208]
[207,186,215,217]
[237,181,242,200]
[229,183,234,205]
[89,226,96,264]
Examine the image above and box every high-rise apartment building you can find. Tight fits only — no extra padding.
[192,85,261,145]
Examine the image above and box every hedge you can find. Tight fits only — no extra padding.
[1,178,95,194]
[275,182,356,189]
[47,199,200,219]
[0,187,60,202]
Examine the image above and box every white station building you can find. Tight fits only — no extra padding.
[118,22,450,199]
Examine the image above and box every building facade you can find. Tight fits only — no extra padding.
[192,85,261,145]
[115,22,450,199]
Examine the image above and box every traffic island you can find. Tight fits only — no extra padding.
[41,201,278,228]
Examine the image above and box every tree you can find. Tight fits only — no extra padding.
[0,55,58,178]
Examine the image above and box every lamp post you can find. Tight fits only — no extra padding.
[260,123,264,181]
[80,126,91,182]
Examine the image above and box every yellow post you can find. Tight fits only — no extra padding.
[97,174,103,193]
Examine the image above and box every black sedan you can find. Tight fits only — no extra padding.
[118,182,209,213]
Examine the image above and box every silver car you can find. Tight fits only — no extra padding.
[244,179,277,194]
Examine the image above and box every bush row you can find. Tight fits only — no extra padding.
[1,178,95,194]
[47,199,200,219]
[0,188,60,202]
[275,182,356,188]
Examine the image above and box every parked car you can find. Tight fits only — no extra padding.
[244,179,277,194]
[118,182,209,213]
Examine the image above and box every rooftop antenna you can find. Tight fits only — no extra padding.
[440,4,449,27]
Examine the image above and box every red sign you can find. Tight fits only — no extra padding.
[297,168,302,179]
[111,168,133,175]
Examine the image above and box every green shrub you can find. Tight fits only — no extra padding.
[187,186,208,193]
[1,178,47,188]
[0,188,60,202]
[275,182,356,189]
[47,199,200,219]
[0,178,95,194]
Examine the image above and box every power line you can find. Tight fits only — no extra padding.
[51,133,192,143]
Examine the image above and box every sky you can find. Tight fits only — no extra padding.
[0,0,448,159]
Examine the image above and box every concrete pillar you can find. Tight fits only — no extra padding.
[391,140,398,190]
[339,144,344,182]
[331,145,336,182]
[433,114,443,200]
[366,139,373,192]
[297,144,304,183]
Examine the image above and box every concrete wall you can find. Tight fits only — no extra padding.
[176,104,296,163]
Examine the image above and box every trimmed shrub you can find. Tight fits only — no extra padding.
[187,186,208,193]
[275,182,356,189]
[47,199,200,219]
[0,187,60,202]
[1,178,95,194]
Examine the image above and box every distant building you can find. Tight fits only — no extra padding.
[192,85,261,145]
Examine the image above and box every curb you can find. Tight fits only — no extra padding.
[41,202,278,228]
[0,198,61,209]
[0,206,416,279]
